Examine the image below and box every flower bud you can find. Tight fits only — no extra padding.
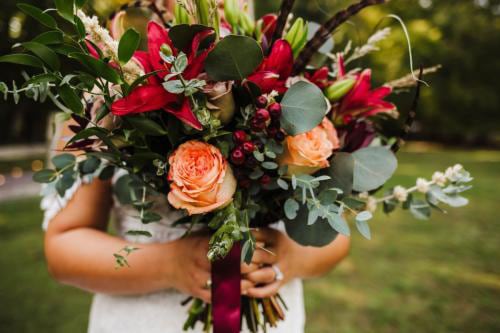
[325,78,356,102]
[285,18,308,58]
[204,81,236,124]
[224,0,240,28]
[174,3,191,25]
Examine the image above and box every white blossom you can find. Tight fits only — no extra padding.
[366,196,378,213]
[432,171,447,186]
[359,192,370,200]
[416,178,430,193]
[393,186,408,202]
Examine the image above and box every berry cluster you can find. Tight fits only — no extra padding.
[230,95,286,188]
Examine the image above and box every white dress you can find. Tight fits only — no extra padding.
[41,170,306,333]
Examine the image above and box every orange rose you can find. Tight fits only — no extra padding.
[280,118,340,175]
[167,141,237,215]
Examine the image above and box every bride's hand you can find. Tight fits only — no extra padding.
[241,228,301,298]
[171,233,213,303]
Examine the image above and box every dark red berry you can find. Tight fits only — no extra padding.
[255,108,271,122]
[256,95,268,108]
[267,127,279,138]
[239,178,251,188]
[253,140,264,151]
[231,148,246,165]
[233,130,247,144]
[245,156,258,168]
[251,118,266,132]
[269,103,282,119]
[275,130,286,142]
[242,142,256,154]
[260,175,272,186]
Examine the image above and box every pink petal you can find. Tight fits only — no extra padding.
[247,71,280,93]
[264,40,293,79]
[147,21,174,78]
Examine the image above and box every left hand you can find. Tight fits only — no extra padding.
[241,228,302,299]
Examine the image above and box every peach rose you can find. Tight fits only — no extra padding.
[280,118,340,175]
[167,140,237,215]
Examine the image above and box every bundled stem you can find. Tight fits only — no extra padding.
[271,0,296,46]
[292,0,388,75]
[391,66,424,153]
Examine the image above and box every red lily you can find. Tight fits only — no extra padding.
[111,22,214,130]
[336,55,396,123]
[259,14,278,43]
[247,39,293,94]
[305,66,332,90]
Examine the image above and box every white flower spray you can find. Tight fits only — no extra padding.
[77,10,143,84]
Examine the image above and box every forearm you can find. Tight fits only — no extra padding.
[45,228,178,295]
[294,235,350,279]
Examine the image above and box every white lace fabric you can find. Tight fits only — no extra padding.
[41,174,306,333]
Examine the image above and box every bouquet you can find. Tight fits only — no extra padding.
[0,0,473,332]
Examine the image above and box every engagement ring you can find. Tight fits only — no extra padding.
[272,265,284,282]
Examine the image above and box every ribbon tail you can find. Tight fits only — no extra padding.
[212,242,242,333]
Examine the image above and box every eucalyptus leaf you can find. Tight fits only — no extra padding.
[285,205,338,247]
[327,213,350,236]
[352,147,397,192]
[205,35,263,81]
[52,154,76,171]
[280,81,328,136]
[33,169,57,183]
[284,198,299,220]
[355,219,371,240]
[409,199,431,220]
[126,230,153,237]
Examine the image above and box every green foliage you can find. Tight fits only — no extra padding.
[280,81,328,136]
[118,29,141,64]
[352,147,397,192]
[205,35,263,81]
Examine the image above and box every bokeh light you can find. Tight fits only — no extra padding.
[31,160,44,172]
[11,167,23,179]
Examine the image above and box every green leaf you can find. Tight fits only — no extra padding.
[23,73,59,87]
[141,211,162,224]
[74,15,86,40]
[54,0,75,23]
[308,209,320,225]
[163,80,184,94]
[32,31,64,45]
[318,189,338,205]
[58,85,83,115]
[356,211,373,221]
[22,42,60,70]
[69,53,122,84]
[75,0,87,8]
[205,35,263,81]
[285,205,338,247]
[126,115,168,136]
[280,81,328,136]
[79,156,101,174]
[32,169,57,183]
[118,29,141,64]
[169,24,215,53]
[17,3,57,29]
[355,219,371,240]
[173,53,188,73]
[126,230,153,237]
[277,178,289,190]
[67,127,118,153]
[284,198,299,220]
[327,213,350,236]
[327,152,354,196]
[56,171,76,196]
[0,54,44,69]
[52,154,76,171]
[352,147,397,192]
[410,199,432,220]
[99,165,115,180]
[261,161,278,170]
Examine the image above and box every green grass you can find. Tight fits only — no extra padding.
[0,147,499,332]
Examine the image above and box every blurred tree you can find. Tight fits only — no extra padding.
[257,0,500,145]
[0,0,499,145]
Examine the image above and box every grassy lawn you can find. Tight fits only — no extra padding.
[0,147,499,332]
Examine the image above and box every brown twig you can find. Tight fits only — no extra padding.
[292,0,388,75]
[270,0,296,47]
[391,66,424,153]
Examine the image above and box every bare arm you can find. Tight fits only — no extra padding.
[44,178,212,302]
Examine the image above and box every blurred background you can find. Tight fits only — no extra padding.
[0,0,499,332]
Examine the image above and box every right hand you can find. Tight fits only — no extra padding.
[170,233,212,303]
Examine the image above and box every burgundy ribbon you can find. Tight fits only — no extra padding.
[212,242,241,333]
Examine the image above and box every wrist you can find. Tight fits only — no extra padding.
[157,241,181,290]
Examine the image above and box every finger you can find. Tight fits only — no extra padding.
[245,266,276,285]
[195,288,211,304]
[252,228,279,245]
[246,281,281,299]
[241,262,260,274]
[241,279,254,295]
[251,248,278,265]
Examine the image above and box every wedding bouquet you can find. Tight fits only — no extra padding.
[0,0,473,332]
